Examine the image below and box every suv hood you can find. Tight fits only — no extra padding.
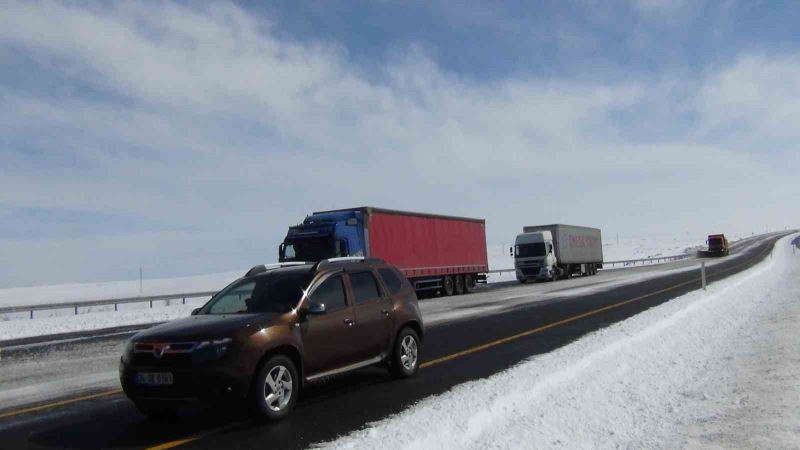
[133,314,281,342]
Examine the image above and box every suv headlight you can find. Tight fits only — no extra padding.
[196,338,233,358]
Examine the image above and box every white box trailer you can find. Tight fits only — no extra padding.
[515,224,603,282]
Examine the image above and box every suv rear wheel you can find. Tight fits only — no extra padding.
[252,354,299,421]
[389,327,420,378]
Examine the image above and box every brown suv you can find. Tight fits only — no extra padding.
[119,257,423,420]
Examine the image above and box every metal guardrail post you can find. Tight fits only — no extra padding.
[701,262,707,291]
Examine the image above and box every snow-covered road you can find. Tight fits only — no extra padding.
[325,234,800,449]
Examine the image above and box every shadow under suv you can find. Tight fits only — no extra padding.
[119,257,423,420]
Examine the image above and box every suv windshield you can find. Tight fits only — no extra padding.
[199,272,312,314]
[282,238,335,262]
[516,243,546,258]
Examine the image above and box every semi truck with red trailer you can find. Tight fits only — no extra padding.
[698,233,730,257]
[278,207,489,296]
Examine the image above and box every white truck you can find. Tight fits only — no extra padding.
[513,224,603,283]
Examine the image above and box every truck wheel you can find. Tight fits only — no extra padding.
[464,274,476,293]
[564,265,572,279]
[441,276,455,296]
[454,275,465,295]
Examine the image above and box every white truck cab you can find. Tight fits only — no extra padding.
[514,231,556,282]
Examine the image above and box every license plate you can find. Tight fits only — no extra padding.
[135,372,174,386]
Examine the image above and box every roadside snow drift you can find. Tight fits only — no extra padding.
[325,234,800,449]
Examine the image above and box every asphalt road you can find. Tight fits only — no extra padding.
[0,232,789,449]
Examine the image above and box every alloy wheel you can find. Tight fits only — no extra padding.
[400,335,418,371]
[263,365,293,412]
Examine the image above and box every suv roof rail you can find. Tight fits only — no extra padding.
[245,262,310,277]
[324,257,366,263]
[313,257,385,270]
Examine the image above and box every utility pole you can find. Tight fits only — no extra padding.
[139,266,143,294]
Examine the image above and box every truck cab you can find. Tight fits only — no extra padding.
[514,231,556,282]
[706,234,730,256]
[279,211,366,262]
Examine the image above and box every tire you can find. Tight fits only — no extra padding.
[389,327,421,378]
[251,354,299,421]
[441,276,455,296]
[454,275,465,295]
[464,274,476,293]
[564,265,572,279]
[134,400,179,420]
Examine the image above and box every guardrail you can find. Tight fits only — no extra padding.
[1,253,693,320]
[0,290,217,320]
[487,253,692,274]
[601,253,692,268]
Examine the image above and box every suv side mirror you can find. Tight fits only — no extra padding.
[307,302,326,315]
[191,308,201,316]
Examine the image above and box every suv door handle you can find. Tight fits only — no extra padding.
[381,309,390,316]
[343,318,355,327]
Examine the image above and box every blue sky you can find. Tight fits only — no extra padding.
[1,0,799,287]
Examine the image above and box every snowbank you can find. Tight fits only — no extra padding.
[325,234,799,449]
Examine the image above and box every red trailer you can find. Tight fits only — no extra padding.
[280,207,489,296]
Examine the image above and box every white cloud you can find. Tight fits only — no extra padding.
[0,1,797,285]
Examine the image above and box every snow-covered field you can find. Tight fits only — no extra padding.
[0,270,242,308]
[326,234,800,449]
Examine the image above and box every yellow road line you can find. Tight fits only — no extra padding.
[0,389,123,420]
[421,241,772,369]
[147,436,204,450]
[420,279,696,368]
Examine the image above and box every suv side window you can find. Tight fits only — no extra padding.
[378,268,403,295]
[349,271,381,304]
[310,275,347,312]
[207,281,255,314]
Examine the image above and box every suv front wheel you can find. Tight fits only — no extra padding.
[252,354,299,421]
[389,327,421,378]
